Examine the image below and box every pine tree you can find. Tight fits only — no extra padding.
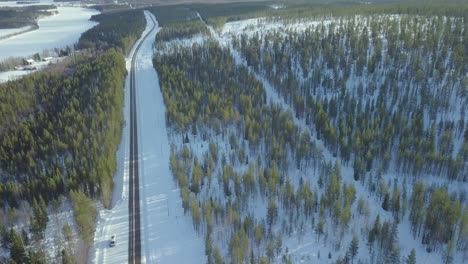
[10,229,27,264]
[349,235,359,264]
[267,198,277,228]
[409,182,425,237]
[392,185,401,221]
[28,249,46,264]
[442,239,454,264]
[406,249,416,264]
[382,192,390,211]
[368,215,381,244]
[0,222,8,248]
[316,216,324,240]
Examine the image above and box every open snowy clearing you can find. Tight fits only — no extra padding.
[91,11,205,264]
[0,57,65,83]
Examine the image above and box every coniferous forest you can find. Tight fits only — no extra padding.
[152,3,467,264]
[0,7,145,263]
[0,1,467,263]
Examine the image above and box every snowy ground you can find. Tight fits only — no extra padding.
[0,57,63,83]
[91,11,205,264]
[0,6,98,62]
[199,17,467,264]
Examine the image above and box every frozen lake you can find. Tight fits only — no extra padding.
[0,4,99,61]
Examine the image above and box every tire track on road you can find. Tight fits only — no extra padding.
[128,11,157,264]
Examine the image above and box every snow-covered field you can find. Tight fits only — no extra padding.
[0,6,98,62]
[0,57,64,83]
[91,11,205,264]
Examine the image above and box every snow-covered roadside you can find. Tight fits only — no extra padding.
[91,10,206,263]
[90,10,154,264]
[135,12,206,264]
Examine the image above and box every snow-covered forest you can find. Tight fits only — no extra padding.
[0,1,466,263]
[0,8,146,263]
[152,4,467,264]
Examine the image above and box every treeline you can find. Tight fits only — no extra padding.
[259,2,468,22]
[199,2,468,30]
[147,5,196,26]
[155,20,210,43]
[149,5,209,43]
[148,2,269,30]
[0,49,126,209]
[90,4,129,12]
[78,9,145,54]
[0,5,56,29]
[192,2,270,28]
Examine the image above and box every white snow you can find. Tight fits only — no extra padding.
[0,6,99,62]
[220,17,334,40]
[91,11,206,264]
[136,12,206,264]
[197,16,468,263]
[0,57,63,83]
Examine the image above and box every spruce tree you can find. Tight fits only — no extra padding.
[10,229,27,264]
[406,249,416,264]
[349,235,359,264]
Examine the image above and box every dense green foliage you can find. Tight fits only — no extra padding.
[0,5,55,29]
[155,20,210,43]
[70,190,97,248]
[193,2,270,27]
[90,4,129,12]
[148,2,270,29]
[0,5,146,262]
[0,49,126,209]
[78,9,145,54]
[259,2,468,21]
[147,5,196,26]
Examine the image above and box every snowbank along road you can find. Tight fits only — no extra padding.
[128,11,157,264]
[92,10,205,264]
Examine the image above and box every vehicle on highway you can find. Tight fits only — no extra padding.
[109,235,116,247]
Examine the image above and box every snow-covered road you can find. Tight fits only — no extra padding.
[91,11,205,264]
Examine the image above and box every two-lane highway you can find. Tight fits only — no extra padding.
[128,12,157,264]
